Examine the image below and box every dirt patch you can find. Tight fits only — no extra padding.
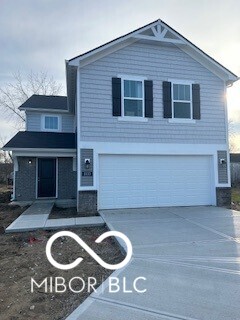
[0,204,124,320]
[0,184,12,203]
[0,204,27,234]
[49,205,99,219]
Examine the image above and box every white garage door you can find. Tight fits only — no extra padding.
[99,155,214,209]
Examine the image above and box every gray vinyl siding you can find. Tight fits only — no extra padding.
[80,149,94,186]
[26,112,75,133]
[79,42,226,144]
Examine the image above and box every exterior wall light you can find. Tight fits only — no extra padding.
[28,159,32,164]
[85,158,91,169]
[220,158,226,165]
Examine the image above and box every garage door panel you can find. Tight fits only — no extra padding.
[99,155,214,209]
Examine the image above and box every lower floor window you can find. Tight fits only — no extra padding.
[124,99,143,117]
[173,102,191,118]
[172,83,192,119]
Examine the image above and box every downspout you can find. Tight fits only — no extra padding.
[76,64,81,212]
[225,77,239,188]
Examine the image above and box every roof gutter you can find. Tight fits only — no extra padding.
[226,77,240,88]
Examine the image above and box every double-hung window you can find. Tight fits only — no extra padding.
[172,83,192,119]
[123,79,144,117]
[42,115,61,132]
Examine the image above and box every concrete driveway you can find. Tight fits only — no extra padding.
[67,206,240,320]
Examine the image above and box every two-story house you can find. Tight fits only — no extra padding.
[3,19,238,213]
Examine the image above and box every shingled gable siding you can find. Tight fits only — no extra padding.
[79,42,226,144]
[26,112,75,132]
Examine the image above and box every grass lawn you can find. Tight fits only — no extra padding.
[232,188,240,211]
[0,202,123,319]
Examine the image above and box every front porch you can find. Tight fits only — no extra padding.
[13,156,77,203]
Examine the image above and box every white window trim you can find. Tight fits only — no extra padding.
[171,81,193,120]
[168,119,196,124]
[118,75,147,121]
[167,79,195,122]
[118,116,148,122]
[41,114,62,132]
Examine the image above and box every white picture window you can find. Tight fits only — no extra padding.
[123,79,144,117]
[42,115,61,131]
[172,83,192,119]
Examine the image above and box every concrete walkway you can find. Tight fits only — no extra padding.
[6,202,104,233]
[67,206,240,320]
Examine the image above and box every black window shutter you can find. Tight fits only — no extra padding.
[192,84,201,120]
[112,77,121,116]
[163,81,172,118]
[144,80,153,118]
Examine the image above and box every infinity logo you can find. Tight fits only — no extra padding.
[46,231,133,270]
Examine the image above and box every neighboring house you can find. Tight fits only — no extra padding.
[3,19,239,212]
[230,154,240,186]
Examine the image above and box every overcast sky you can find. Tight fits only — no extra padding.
[0,0,240,143]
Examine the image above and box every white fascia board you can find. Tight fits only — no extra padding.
[68,20,160,67]
[69,19,238,82]
[13,152,76,158]
[5,148,76,152]
[77,141,230,191]
[78,141,228,155]
[178,44,237,82]
[70,39,138,68]
[21,108,69,113]
[159,20,238,82]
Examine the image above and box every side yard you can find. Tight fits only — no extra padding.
[0,185,123,320]
[1,184,240,319]
[232,188,240,211]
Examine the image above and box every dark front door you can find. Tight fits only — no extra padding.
[38,158,56,198]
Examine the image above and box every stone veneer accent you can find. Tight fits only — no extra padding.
[58,157,77,199]
[216,187,231,208]
[217,150,228,184]
[15,157,36,201]
[78,191,97,214]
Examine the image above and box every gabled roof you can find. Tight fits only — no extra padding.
[66,19,238,113]
[3,131,76,150]
[19,95,68,111]
[68,19,238,82]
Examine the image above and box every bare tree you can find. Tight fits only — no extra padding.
[0,71,63,129]
[229,119,238,152]
[0,136,12,164]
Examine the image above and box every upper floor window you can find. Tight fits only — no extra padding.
[172,83,192,119]
[41,115,61,132]
[123,79,144,117]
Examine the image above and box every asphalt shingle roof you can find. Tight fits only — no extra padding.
[19,95,68,111]
[3,131,76,149]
